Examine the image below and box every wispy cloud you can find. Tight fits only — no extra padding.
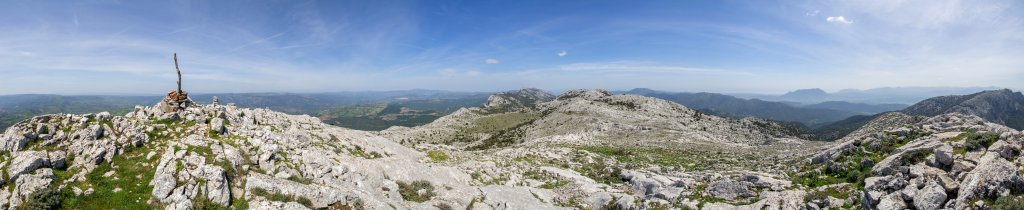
[826,16,853,24]
[484,58,500,64]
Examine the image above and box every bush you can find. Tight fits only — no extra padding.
[965,132,1000,151]
[24,187,61,210]
[397,180,435,202]
[993,195,1024,210]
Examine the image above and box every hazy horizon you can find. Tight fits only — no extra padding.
[1,1,1022,94]
[0,86,1013,97]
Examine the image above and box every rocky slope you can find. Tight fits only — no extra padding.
[902,89,1024,130]
[803,113,1024,209]
[482,88,556,111]
[0,100,582,209]
[2,88,1023,209]
[623,88,861,127]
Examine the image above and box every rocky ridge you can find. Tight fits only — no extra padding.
[901,89,1024,130]
[1,88,1023,209]
[803,113,1024,209]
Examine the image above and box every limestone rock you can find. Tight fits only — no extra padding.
[912,180,946,210]
[7,151,49,182]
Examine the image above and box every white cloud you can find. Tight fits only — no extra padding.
[805,10,819,17]
[558,50,567,57]
[826,16,853,24]
[484,58,499,64]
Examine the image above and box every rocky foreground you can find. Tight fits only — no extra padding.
[0,89,1022,209]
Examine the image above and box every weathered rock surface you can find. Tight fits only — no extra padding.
[0,89,1022,209]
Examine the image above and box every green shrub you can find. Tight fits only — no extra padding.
[24,187,61,210]
[965,132,1000,151]
[993,195,1024,210]
[397,180,435,202]
[900,150,930,165]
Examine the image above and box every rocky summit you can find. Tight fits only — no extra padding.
[0,88,1023,209]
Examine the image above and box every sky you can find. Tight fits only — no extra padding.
[0,0,1022,95]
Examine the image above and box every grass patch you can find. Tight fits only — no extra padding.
[803,185,854,203]
[539,180,570,189]
[455,112,540,150]
[426,150,449,162]
[397,180,435,202]
[791,130,928,189]
[574,156,623,185]
[60,144,157,209]
[250,187,314,208]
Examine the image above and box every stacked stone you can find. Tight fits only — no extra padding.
[160,90,193,113]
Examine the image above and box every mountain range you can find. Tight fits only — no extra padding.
[620,88,906,128]
[2,87,1023,209]
[733,86,1001,104]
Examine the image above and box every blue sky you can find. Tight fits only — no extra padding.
[0,0,1022,94]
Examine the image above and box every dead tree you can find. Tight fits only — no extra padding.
[174,53,183,94]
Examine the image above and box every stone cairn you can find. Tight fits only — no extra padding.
[160,53,194,113]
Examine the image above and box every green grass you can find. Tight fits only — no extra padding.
[250,187,314,208]
[317,104,387,118]
[687,184,727,207]
[456,112,541,150]
[345,145,383,159]
[539,180,570,189]
[791,130,928,189]
[574,156,623,184]
[426,150,449,162]
[397,180,435,202]
[60,144,157,209]
[803,185,855,203]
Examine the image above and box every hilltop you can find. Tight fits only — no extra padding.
[0,88,1023,209]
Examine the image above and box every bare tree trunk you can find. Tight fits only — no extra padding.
[174,53,182,94]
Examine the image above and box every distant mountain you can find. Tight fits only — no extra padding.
[780,88,828,102]
[0,90,492,130]
[385,89,809,150]
[483,88,556,111]
[901,89,1024,130]
[813,89,1024,141]
[733,86,1000,104]
[622,88,859,127]
[317,94,491,131]
[0,94,160,130]
[802,101,908,115]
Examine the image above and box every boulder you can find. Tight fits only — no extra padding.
[955,153,1024,209]
[707,179,755,200]
[876,193,907,210]
[150,147,179,201]
[210,118,226,135]
[912,180,946,210]
[933,144,953,167]
[9,168,55,208]
[7,151,49,182]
